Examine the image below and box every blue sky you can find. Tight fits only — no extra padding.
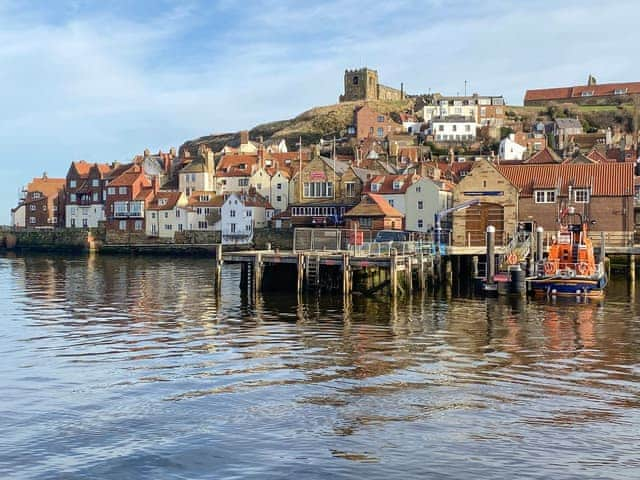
[2,0,639,224]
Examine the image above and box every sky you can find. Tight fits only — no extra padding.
[2,0,639,224]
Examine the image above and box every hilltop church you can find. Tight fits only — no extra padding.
[339,68,405,103]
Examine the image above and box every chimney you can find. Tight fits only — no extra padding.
[144,148,150,157]
[169,147,177,157]
[240,130,249,145]
[400,82,404,99]
[152,175,159,194]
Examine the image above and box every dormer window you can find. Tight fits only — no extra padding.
[238,163,246,170]
[573,188,589,203]
[371,183,380,192]
[158,198,167,206]
[581,91,594,97]
[614,88,628,95]
[392,181,403,190]
[199,194,210,202]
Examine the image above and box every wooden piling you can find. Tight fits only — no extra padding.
[418,252,425,291]
[390,251,398,297]
[405,256,413,294]
[297,253,304,294]
[342,253,351,295]
[214,244,223,292]
[631,254,636,284]
[254,252,263,293]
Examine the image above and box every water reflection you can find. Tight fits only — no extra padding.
[1,253,639,479]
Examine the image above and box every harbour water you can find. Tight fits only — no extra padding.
[1,253,639,479]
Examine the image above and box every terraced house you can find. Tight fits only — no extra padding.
[12,174,65,229]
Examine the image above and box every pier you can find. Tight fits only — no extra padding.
[220,228,441,297]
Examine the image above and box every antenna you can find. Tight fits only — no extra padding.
[464,80,468,96]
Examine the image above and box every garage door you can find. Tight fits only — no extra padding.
[464,203,505,246]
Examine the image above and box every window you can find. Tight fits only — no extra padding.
[614,88,628,95]
[581,91,594,97]
[164,224,172,230]
[29,216,36,224]
[198,221,208,229]
[70,193,76,203]
[176,209,181,218]
[438,125,444,131]
[114,201,128,216]
[359,217,373,229]
[534,190,556,203]
[107,187,115,195]
[159,198,168,206]
[238,178,249,187]
[465,125,471,132]
[230,223,236,233]
[118,187,127,195]
[416,186,421,193]
[345,182,356,197]
[32,192,41,199]
[246,210,252,217]
[418,200,424,210]
[119,220,127,230]
[303,182,333,198]
[30,204,36,211]
[388,199,394,207]
[69,180,77,188]
[164,212,169,219]
[42,205,47,211]
[392,181,403,190]
[352,76,359,85]
[82,218,88,227]
[417,219,424,228]
[178,224,183,232]
[92,179,99,187]
[574,188,589,203]
[230,210,236,217]
[277,183,282,190]
[135,220,143,231]
[151,212,156,219]
[377,127,384,137]
[191,174,196,182]
[480,107,487,116]
[377,115,384,122]
[246,224,251,231]
[92,192,99,202]
[52,216,57,224]
[452,125,457,132]
[70,207,76,215]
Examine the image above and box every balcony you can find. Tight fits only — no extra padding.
[113,201,144,218]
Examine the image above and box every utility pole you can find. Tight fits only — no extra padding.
[298,136,303,203]
[332,136,336,201]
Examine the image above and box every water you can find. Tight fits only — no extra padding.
[1,253,639,479]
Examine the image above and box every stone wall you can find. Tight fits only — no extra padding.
[253,228,294,250]
[1,228,94,252]
[377,84,403,102]
[174,230,221,244]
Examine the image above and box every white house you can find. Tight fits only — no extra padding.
[269,170,291,212]
[364,174,452,232]
[178,154,215,197]
[432,116,477,142]
[498,133,527,161]
[183,191,224,231]
[220,192,274,245]
[11,204,26,228]
[145,191,188,238]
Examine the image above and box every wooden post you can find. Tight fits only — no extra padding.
[405,256,413,294]
[472,255,479,278]
[297,253,304,295]
[240,262,248,291]
[254,252,263,293]
[631,255,636,284]
[342,253,350,295]
[445,259,453,289]
[390,251,398,297]
[418,252,425,291]
[214,244,223,292]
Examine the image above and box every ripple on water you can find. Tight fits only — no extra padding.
[1,254,639,479]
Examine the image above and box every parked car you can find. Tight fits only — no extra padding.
[374,230,409,242]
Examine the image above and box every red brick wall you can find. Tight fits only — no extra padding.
[355,107,399,140]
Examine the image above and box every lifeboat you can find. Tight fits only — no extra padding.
[529,208,607,298]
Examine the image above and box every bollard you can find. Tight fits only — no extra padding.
[486,225,495,285]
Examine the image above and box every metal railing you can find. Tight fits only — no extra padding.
[350,240,435,257]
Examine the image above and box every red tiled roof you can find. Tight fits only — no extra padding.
[26,176,65,198]
[216,154,258,176]
[147,191,184,210]
[364,174,417,194]
[585,149,609,163]
[495,163,634,197]
[344,193,404,218]
[188,191,225,207]
[109,165,147,187]
[523,147,562,164]
[71,160,92,177]
[525,81,640,102]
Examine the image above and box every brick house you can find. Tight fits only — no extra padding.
[524,77,640,106]
[344,193,404,231]
[12,174,65,228]
[353,105,401,140]
[452,160,635,246]
[104,164,158,234]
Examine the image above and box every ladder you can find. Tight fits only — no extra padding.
[306,254,320,289]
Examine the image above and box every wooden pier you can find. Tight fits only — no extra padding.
[220,242,437,297]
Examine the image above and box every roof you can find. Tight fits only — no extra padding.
[109,164,146,187]
[71,160,92,176]
[344,193,404,218]
[555,118,583,130]
[26,176,65,198]
[585,149,610,163]
[364,174,418,194]
[216,154,258,176]
[321,156,350,175]
[495,163,634,197]
[226,191,273,209]
[523,147,563,164]
[180,158,208,174]
[525,81,640,102]
[188,191,225,207]
[351,166,377,183]
[147,191,183,210]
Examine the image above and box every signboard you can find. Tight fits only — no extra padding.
[463,191,504,196]
[310,171,326,180]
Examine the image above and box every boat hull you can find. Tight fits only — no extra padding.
[528,275,607,298]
